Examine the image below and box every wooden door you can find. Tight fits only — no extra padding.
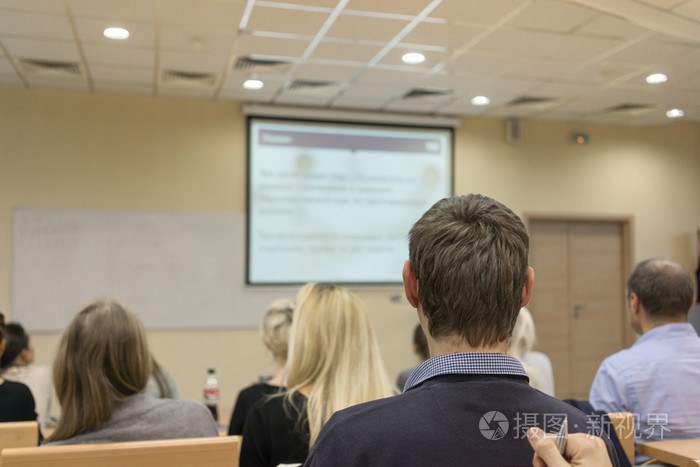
[528,218,631,399]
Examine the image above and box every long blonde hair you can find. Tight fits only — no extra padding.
[284,283,394,448]
[47,298,151,443]
[507,307,544,391]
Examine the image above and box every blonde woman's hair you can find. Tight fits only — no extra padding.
[285,283,394,448]
[260,299,294,361]
[47,298,151,443]
[508,307,536,359]
[507,307,544,391]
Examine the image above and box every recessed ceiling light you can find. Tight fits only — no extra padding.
[243,79,264,90]
[103,27,130,40]
[402,52,425,64]
[471,96,491,106]
[646,73,667,84]
[666,109,684,118]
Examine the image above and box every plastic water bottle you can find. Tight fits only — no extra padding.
[203,368,220,421]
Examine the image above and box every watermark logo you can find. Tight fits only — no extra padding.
[480,411,509,440]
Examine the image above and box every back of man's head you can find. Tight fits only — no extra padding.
[627,258,694,318]
[408,194,529,348]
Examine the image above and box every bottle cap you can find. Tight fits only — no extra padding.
[208,368,215,374]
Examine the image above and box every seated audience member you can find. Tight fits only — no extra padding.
[228,299,293,436]
[0,312,39,425]
[239,283,394,467]
[508,307,555,396]
[396,323,429,391]
[1,322,54,428]
[528,427,612,467]
[590,258,700,463]
[44,298,218,445]
[145,356,180,399]
[304,194,619,466]
[686,257,700,335]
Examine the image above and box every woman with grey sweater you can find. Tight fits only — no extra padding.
[44,298,217,445]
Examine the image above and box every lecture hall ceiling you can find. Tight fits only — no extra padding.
[1,0,699,125]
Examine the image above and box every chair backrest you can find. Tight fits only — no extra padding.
[607,411,634,466]
[1,435,241,467]
[0,421,39,451]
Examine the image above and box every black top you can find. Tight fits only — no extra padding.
[306,374,621,467]
[239,391,309,467]
[0,379,38,423]
[228,383,283,435]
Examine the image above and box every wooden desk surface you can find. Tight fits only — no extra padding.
[638,439,700,466]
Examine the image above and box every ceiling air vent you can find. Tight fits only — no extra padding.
[18,59,83,78]
[287,80,337,93]
[604,103,654,115]
[403,88,452,99]
[507,96,556,107]
[160,70,218,87]
[234,56,290,70]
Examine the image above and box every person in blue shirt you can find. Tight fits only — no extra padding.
[305,194,619,467]
[590,257,700,464]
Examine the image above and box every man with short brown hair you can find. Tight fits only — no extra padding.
[305,194,619,466]
[590,258,700,463]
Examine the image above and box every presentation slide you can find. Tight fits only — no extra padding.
[248,117,452,284]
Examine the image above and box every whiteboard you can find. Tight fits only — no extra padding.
[12,208,297,332]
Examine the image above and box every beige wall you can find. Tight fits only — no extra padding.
[1,87,699,420]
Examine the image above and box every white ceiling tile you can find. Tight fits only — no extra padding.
[0,56,17,73]
[573,61,645,85]
[89,64,154,84]
[504,58,584,81]
[338,82,407,99]
[293,62,364,81]
[73,18,155,47]
[0,11,74,40]
[159,51,229,73]
[235,34,310,59]
[0,0,64,14]
[445,52,518,76]
[311,41,383,62]
[344,0,435,16]
[437,99,490,115]
[386,94,452,112]
[672,0,700,21]
[2,38,80,61]
[326,13,409,42]
[257,0,337,7]
[219,78,282,100]
[330,97,385,109]
[246,6,330,36]
[428,0,531,25]
[157,86,217,99]
[637,0,689,10]
[528,81,596,99]
[604,35,700,67]
[355,66,426,86]
[400,22,485,50]
[82,44,155,69]
[474,77,542,98]
[161,0,244,30]
[67,0,157,22]
[274,92,333,106]
[93,82,153,95]
[506,0,599,33]
[160,27,234,55]
[575,14,649,40]
[419,71,478,91]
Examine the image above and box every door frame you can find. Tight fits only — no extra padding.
[523,213,636,348]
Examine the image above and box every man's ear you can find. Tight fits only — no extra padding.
[403,261,420,308]
[521,267,535,307]
[629,292,641,316]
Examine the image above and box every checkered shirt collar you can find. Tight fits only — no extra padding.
[403,352,528,392]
